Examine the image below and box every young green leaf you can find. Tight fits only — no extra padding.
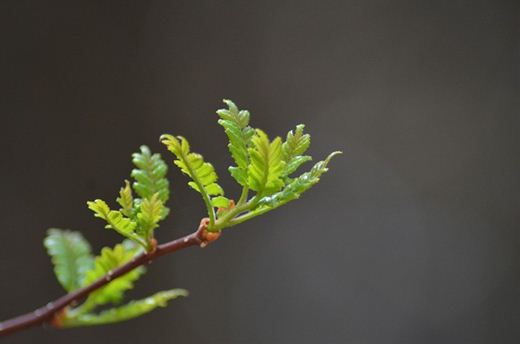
[247,129,285,195]
[87,200,145,248]
[217,151,341,229]
[44,229,94,292]
[87,199,110,220]
[87,146,171,250]
[80,242,145,311]
[105,211,138,239]
[62,289,188,328]
[160,134,227,225]
[258,151,342,209]
[282,124,312,178]
[216,99,255,186]
[136,193,164,240]
[131,145,170,204]
[117,180,134,217]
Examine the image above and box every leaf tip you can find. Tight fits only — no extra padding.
[139,145,150,154]
[172,288,189,298]
[325,150,342,161]
[159,134,172,143]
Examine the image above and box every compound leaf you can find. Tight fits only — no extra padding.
[131,145,170,204]
[136,193,164,239]
[117,180,134,217]
[81,242,145,310]
[282,124,312,177]
[258,151,342,209]
[63,289,188,328]
[216,99,255,186]
[247,129,285,195]
[160,134,226,222]
[44,229,94,292]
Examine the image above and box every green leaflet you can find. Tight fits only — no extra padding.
[87,199,145,247]
[282,124,312,178]
[80,241,145,312]
[216,152,341,229]
[247,129,285,195]
[216,99,255,186]
[160,134,230,225]
[87,198,110,219]
[258,151,342,209]
[44,229,94,292]
[136,193,164,240]
[131,145,170,204]
[117,180,134,217]
[62,289,188,328]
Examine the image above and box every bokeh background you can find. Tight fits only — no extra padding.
[1,1,519,343]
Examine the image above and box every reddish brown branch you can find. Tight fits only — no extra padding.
[0,218,217,337]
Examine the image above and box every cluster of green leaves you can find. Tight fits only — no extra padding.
[44,99,339,328]
[44,229,186,327]
[43,146,184,327]
[87,146,169,251]
[161,99,340,232]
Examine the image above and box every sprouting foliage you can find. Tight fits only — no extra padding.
[216,99,255,186]
[282,124,312,179]
[62,290,188,327]
[45,230,182,326]
[80,241,145,309]
[257,151,341,209]
[117,180,133,217]
[131,146,170,204]
[160,134,230,225]
[160,99,341,231]
[247,129,285,195]
[42,99,339,329]
[86,146,169,251]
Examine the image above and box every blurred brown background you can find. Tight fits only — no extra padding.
[1,1,519,343]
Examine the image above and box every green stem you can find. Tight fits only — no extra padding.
[227,206,271,227]
[213,195,265,230]
[237,186,249,206]
[246,194,261,209]
[213,202,249,230]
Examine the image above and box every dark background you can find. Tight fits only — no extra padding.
[1,1,519,343]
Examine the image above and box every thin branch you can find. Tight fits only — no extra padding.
[0,218,215,337]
